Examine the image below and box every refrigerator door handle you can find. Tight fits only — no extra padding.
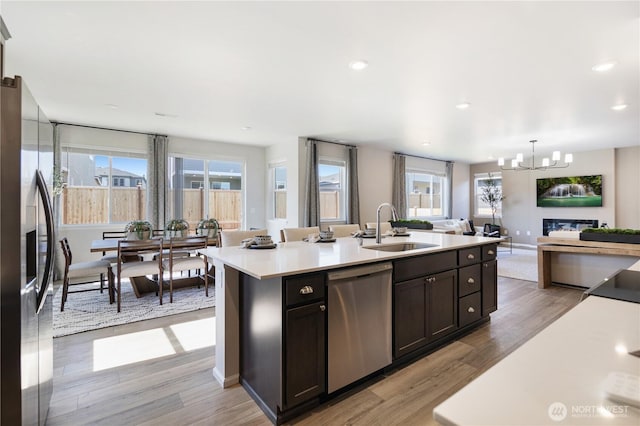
[35,169,54,314]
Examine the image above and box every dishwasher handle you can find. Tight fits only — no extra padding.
[327,262,393,282]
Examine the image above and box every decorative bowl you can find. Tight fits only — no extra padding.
[253,235,272,245]
[319,231,334,240]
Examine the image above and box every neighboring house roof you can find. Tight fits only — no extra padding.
[95,167,145,180]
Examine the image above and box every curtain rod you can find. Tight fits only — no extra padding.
[53,121,167,138]
[395,151,453,164]
[308,138,356,148]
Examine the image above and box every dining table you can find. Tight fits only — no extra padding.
[90,237,217,297]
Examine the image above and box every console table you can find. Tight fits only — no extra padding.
[537,237,640,289]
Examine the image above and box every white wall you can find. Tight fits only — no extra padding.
[615,146,640,228]
[471,148,618,244]
[452,161,471,220]
[358,146,394,226]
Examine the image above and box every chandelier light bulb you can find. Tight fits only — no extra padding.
[552,151,561,161]
[498,157,505,166]
[511,159,518,168]
[542,158,550,167]
[565,153,573,163]
[516,153,524,163]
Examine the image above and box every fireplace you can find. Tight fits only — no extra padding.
[542,218,598,236]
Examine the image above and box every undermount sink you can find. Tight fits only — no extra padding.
[363,242,439,252]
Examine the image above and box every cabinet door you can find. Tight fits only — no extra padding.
[285,301,326,408]
[428,269,458,341]
[482,260,497,316]
[394,277,428,358]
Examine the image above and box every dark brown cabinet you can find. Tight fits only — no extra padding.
[428,269,458,340]
[394,277,428,357]
[394,261,458,358]
[482,259,497,316]
[240,272,326,424]
[285,301,325,408]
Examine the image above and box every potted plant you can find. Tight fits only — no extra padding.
[480,173,505,226]
[580,228,640,244]
[389,219,434,230]
[165,219,189,238]
[196,218,220,239]
[124,220,153,240]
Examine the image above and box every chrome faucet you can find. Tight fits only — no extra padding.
[376,202,399,244]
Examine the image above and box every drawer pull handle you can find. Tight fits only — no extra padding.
[467,253,475,260]
[467,278,475,284]
[488,250,495,255]
[468,306,475,313]
[299,285,314,295]
[320,305,326,312]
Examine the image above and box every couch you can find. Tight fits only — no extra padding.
[430,219,481,236]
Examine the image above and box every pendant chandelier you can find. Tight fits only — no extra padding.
[498,140,573,171]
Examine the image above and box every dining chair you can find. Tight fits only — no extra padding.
[99,230,127,292]
[281,226,320,242]
[328,224,361,237]
[365,222,392,234]
[116,238,164,312]
[59,237,114,312]
[162,236,209,303]
[218,229,268,247]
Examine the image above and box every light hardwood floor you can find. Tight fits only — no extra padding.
[47,277,582,425]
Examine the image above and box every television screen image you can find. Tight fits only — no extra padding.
[536,175,602,207]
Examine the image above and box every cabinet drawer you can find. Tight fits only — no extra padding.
[459,292,482,327]
[458,247,481,267]
[394,251,457,282]
[458,264,481,297]
[482,243,497,261]
[285,273,325,306]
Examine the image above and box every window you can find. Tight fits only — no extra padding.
[61,151,148,224]
[318,160,346,222]
[168,156,243,230]
[405,171,447,218]
[474,173,503,218]
[58,124,149,226]
[272,165,287,219]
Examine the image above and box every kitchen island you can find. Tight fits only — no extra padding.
[202,232,500,424]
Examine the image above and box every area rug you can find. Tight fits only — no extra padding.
[497,247,538,282]
[53,279,215,337]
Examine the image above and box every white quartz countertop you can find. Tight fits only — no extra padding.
[433,294,640,425]
[201,233,498,279]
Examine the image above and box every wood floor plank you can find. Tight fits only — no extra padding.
[49,277,581,425]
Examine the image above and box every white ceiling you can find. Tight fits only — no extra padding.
[2,1,639,164]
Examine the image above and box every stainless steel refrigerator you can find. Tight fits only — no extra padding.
[1,75,55,425]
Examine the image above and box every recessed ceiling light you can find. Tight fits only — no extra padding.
[105,104,118,109]
[154,112,178,118]
[349,60,369,71]
[592,61,617,72]
[611,104,627,111]
[422,142,431,146]
[456,102,471,110]
[241,126,252,130]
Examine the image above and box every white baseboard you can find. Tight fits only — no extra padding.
[212,367,239,388]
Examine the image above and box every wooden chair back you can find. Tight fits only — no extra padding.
[329,224,361,237]
[219,229,268,247]
[281,226,320,242]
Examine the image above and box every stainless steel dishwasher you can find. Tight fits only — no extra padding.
[327,262,393,393]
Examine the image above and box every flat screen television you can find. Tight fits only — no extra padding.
[536,175,602,207]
